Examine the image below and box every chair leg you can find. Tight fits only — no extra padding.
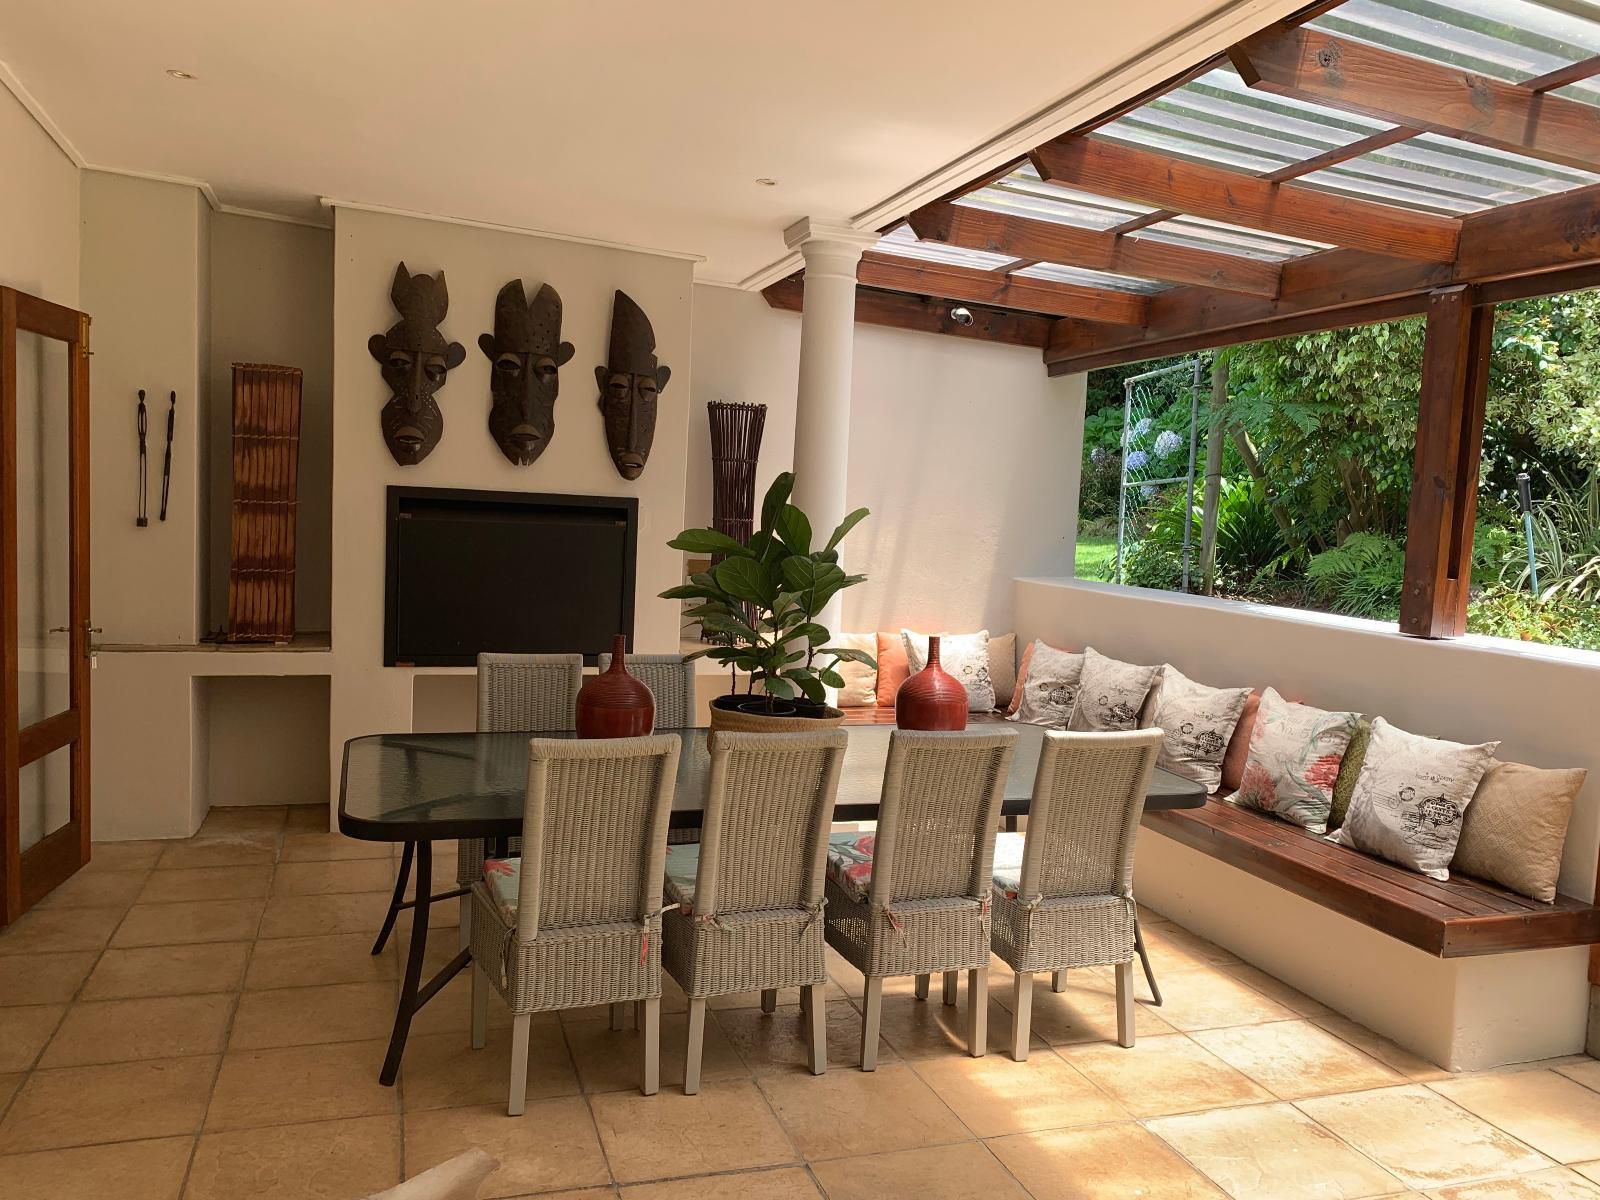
[684,998,707,1095]
[641,996,661,1095]
[1010,971,1033,1062]
[371,839,413,956]
[470,961,488,1050]
[507,1012,531,1116]
[967,967,988,1058]
[942,970,958,1006]
[913,973,930,1001]
[609,1002,627,1031]
[803,983,826,1075]
[1052,969,1068,993]
[1134,919,1163,1007]
[1115,960,1136,1048]
[860,977,883,1072]
[760,988,777,1014]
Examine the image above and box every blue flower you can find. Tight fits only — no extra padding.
[1154,430,1184,459]
[1125,449,1149,472]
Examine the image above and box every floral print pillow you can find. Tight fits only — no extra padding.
[1233,687,1358,833]
[1068,647,1162,732]
[825,831,876,902]
[1007,641,1085,729]
[1154,665,1252,794]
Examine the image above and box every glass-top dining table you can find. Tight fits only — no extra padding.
[338,721,1207,1083]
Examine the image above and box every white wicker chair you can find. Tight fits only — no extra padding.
[467,734,680,1112]
[990,727,1163,1060]
[823,728,1018,1069]
[659,730,848,1093]
[596,651,695,729]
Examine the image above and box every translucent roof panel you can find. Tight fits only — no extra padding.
[873,224,1016,272]
[1134,216,1330,261]
[1012,263,1173,295]
[962,164,1153,231]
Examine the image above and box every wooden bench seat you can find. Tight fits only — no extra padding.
[1143,798,1600,959]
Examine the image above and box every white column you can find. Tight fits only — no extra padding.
[783,218,877,634]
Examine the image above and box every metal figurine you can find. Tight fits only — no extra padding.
[478,280,574,466]
[369,263,466,465]
[136,389,149,527]
[160,391,176,521]
[595,290,671,480]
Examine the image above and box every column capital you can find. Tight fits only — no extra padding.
[783,217,880,254]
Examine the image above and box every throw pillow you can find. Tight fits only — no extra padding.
[1328,717,1498,881]
[1327,718,1371,832]
[1068,647,1162,732]
[989,633,1018,710]
[1219,687,1262,794]
[1451,759,1585,902]
[1007,640,1086,728]
[1233,687,1358,833]
[831,632,878,708]
[902,629,995,712]
[1153,665,1252,794]
[1006,638,1071,717]
[875,632,910,707]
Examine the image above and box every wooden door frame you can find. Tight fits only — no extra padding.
[1,286,92,926]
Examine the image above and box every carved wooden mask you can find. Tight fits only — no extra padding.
[368,263,466,465]
[595,290,671,480]
[478,280,574,466]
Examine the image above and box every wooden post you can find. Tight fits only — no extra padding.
[1399,286,1493,638]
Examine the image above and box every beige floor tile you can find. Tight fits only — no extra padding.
[1191,1020,1405,1100]
[400,1024,578,1111]
[714,1000,890,1077]
[0,1055,216,1151]
[157,836,277,870]
[594,1078,797,1183]
[1556,1059,1600,1092]
[994,970,1176,1046]
[85,841,167,870]
[1060,1033,1271,1118]
[111,898,265,947]
[705,981,848,1011]
[404,1097,610,1197]
[565,1010,744,1093]
[0,906,123,955]
[1149,1101,1408,1200]
[186,1113,403,1200]
[0,1134,194,1200]
[271,858,398,896]
[825,945,867,997]
[284,805,334,833]
[394,896,460,937]
[81,941,250,1000]
[201,806,288,836]
[911,1048,1127,1138]
[1219,963,1335,1018]
[257,891,393,939]
[206,1040,397,1131]
[34,868,148,910]
[988,1123,1227,1199]
[1430,1070,1600,1164]
[620,1165,818,1198]
[0,951,96,1005]
[1576,1161,1600,1185]
[137,865,272,904]
[1139,923,1240,972]
[760,1062,968,1160]
[0,1072,22,1110]
[811,1140,1030,1199]
[1143,967,1297,1032]
[0,1004,64,1071]
[229,981,397,1050]
[1424,1167,1600,1198]
[1312,1014,1450,1081]
[244,932,399,990]
[39,993,233,1067]
[279,832,394,862]
[1297,1084,1551,1189]
[872,991,1043,1060]
[404,971,515,1038]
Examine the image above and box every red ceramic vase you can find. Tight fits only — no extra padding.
[575,634,656,738]
[895,636,968,731]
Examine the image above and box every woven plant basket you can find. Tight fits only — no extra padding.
[708,698,844,735]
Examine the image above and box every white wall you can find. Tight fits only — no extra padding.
[689,285,1082,636]
[0,86,78,304]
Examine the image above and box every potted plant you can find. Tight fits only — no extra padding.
[662,472,876,732]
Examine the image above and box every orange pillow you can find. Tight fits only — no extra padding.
[1005,639,1078,717]
[1218,688,1262,795]
[874,632,910,707]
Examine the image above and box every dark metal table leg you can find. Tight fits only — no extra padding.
[372,839,414,956]
[1133,919,1162,1007]
[381,839,431,1085]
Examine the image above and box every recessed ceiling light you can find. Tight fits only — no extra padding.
[165,69,195,80]
[755,178,777,187]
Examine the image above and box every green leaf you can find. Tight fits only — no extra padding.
[818,668,846,689]
[780,557,846,600]
[775,504,812,555]
[783,671,827,704]
[823,507,869,553]
[668,528,752,557]
[659,583,723,601]
[713,557,773,606]
[763,676,797,700]
[820,646,876,667]
[795,622,830,645]
[759,473,795,536]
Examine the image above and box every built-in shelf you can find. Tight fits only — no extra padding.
[98,632,332,654]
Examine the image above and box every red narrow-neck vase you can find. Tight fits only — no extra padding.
[576,634,656,738]
[895,636,968,731]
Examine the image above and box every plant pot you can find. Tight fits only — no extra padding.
[575,634,656,738]
[707,692,845,734]
[895,635,968,731]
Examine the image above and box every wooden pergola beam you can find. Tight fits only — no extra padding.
[760,278,1052,349]
[857,252,1150,323]
[906,201,1282,297]
[1031,136,1461,262]
[1232,27,1600,174]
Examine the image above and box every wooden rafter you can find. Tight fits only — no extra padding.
[906,201,1282,297]
[1525,54,1600,93]
[1231,26,1600,173]
[1030,136,1461,261]
[759,277,1051,349]
[857,252,1150,323]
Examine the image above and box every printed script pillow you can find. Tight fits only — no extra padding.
[1068,648,1162,732]
[1007,640,1086,729]
[1153,666,1252,794]
[1233,687,1358,833]
[1451,760,1586,902]
[1328,717,1498,881]
[831,632,878,708]
[874,632,910,707]
[989,633,1018,710]
[902,629,995,712]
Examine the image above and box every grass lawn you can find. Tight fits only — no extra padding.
[1076,536,1116,581]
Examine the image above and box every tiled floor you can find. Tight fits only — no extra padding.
[2,805,1600,1200]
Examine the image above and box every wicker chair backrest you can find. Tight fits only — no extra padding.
[596,652,695,730]
[477,653,583,733]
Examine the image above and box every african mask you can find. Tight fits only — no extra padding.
[595,290,671,480]
[368,263,466,465]
[478,280,574,466]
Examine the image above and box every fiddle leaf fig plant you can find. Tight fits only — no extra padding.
[662,472,875,710]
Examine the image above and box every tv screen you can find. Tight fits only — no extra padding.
[384,487,637,666]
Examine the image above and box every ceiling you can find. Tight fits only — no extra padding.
[0,0,1304,284]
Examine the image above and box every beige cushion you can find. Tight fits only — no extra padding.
[988,633,1018,709]
[1153,665,1252,794]
[1007,640,1085,728]
[832,632,878,708]
[1068,647,1161,732]
[1452,759,1586,902]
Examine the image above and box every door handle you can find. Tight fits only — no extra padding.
[49,626,70,634]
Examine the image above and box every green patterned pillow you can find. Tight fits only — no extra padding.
[1327,719,1371,833]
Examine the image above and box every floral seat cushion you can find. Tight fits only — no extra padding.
[991,831,1025,898]
[825,832,876,903]
[482,857,521,922]
[663,843,700,907]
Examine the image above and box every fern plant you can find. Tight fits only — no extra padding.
[1307,532,1406,619]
